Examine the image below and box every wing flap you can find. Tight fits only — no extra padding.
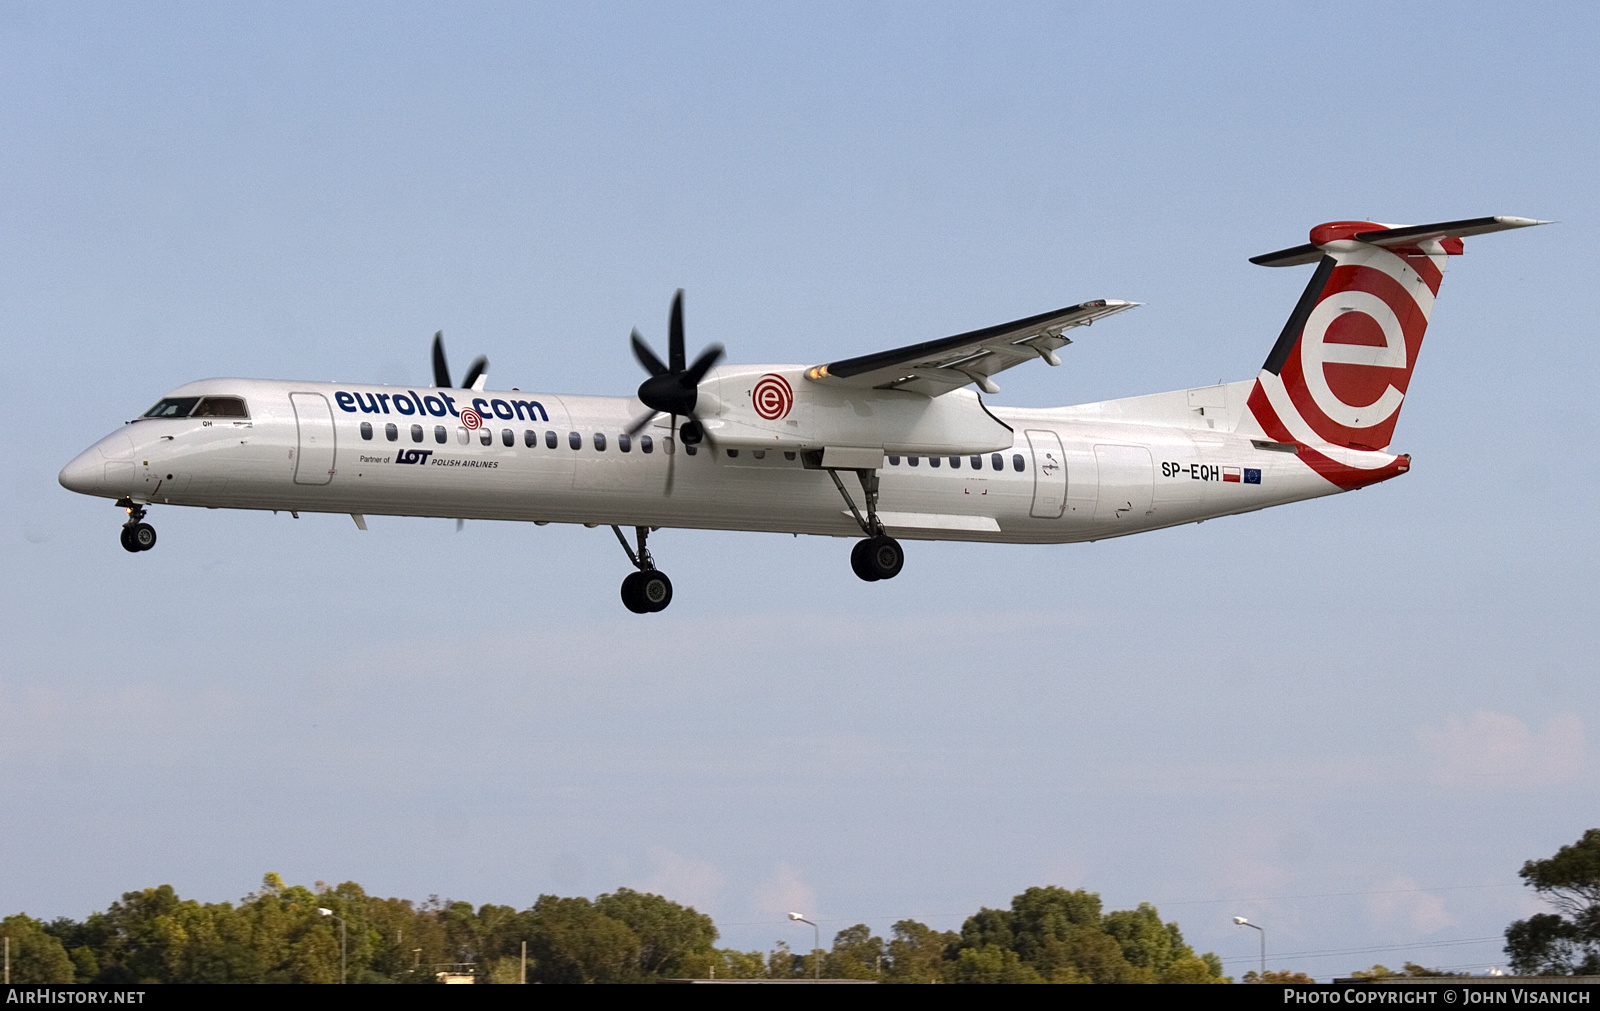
[807,299,1138,397]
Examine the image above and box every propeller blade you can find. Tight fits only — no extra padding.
[668,289,685,373]
[631,329,669,377]
[461,355,489,391]
[431,331,452,388]
[682,343,724,387]
[625,410,659,437]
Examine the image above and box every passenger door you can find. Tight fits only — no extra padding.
[290,392,336,485]
[1025,429,1067,518]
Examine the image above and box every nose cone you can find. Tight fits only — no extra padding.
[60,430,134,498]
[59,448,104,495]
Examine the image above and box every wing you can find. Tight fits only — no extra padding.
[804,299,1138,397]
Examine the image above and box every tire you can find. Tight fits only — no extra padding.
[131,523,157,551]
[639,570,673,612]
[120,527,141,553]
[865,535,903,580]
[850,539,880,582]
[620,571,649,614]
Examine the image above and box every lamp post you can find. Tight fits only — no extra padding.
[1233,916,1265,981]
[318,908,347,984]
[788,912,820,980]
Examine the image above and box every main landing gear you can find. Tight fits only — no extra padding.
[827,468,904,583]
[612,525,673,614]
[117,500,157,553]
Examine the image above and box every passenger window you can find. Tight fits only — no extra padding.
[502,429,513,447]
[525,430,536,447]
[545,431,557,449]
[641,435,653,454]
[752,450,765,459]
[1013,453,1025,472]
[971,456,982,469]
[479,428,492,446]
[726,449,738,458]
[411,424,424,443]
[435,425,447,444]
[685,444,697,456]
[784,451,795,460]
[594,433,606,451]
[950,456,960,469]
[385,423,398,442]
[991,453,1003,471]
[929,456,940,468]
[908,456,919,467]
[192,397,249,418]
[569,432,581,450]
[619,434,631,453]
[457,427,469,445]
[360,422,373,440]
[888,456,900,465]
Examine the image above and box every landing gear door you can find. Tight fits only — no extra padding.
[290,392,336,485]
[1025,429,1066,518]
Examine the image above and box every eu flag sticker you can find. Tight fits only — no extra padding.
[1244,468,1261,484]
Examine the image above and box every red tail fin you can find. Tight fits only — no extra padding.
[1245,216,1544,463]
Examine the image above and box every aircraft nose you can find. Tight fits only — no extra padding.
[59,448,104,495]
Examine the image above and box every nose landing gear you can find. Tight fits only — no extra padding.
[117,500,157,553]
[613,525,673,613]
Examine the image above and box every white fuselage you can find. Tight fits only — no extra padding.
[60,371,1372,544]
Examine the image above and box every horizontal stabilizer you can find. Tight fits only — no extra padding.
[1251,216,1548,267]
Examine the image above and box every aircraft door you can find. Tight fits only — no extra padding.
[1093,445,1154,522]
[290,392,336,485]
[1025,429,1066,518]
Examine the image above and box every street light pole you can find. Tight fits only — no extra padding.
[788,912,820,980]
[318,908,347,984]
[1233,917,1265,980]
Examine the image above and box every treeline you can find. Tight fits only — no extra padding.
[1,875,1227,983]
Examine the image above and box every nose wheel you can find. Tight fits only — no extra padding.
[117,501,157,553]
[612,525,673,613]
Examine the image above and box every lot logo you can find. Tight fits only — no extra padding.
[459,407,484,430]
[752,374,793,421]
[396,449,433,465]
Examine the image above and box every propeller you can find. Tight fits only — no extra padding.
[626,290,723,494]
[431,331,489,390]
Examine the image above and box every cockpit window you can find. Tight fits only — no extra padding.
[191,397,249,418]
[142,397,201,419]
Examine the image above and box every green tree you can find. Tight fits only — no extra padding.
[1160,955,1228,983]
[593,888,717,978]
[949,943,1046,983]
[1102,902,1194,975]
[1506,829,1600,975]
[825,924,885,979]
[2,914,75,983]
[884,919,957,983]
[524,895,639,983]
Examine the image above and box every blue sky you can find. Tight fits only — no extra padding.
[2,2,1595,978]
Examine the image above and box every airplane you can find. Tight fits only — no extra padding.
[59,216,1544,613]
